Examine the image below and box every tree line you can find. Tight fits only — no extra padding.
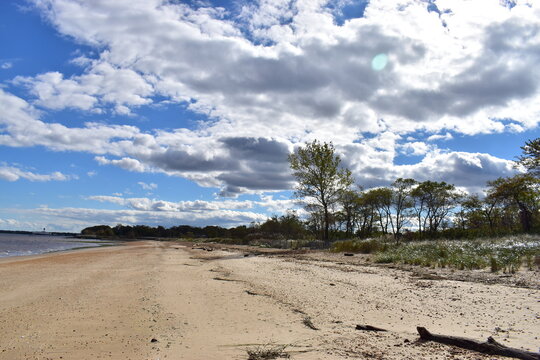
[289,138,540,242]
[302,174,539,242]
[82,138,540,242]
[81,212,308,241]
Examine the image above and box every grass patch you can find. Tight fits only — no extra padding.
[330,239,387,254]
[246,344,290,360]
[372,235,540,272]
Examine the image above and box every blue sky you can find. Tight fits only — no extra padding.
[0,0,538,232]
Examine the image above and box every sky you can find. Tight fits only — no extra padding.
[0,0,539,232]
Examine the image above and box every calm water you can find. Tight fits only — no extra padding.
[0,233,115,258]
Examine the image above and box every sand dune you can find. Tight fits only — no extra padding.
[0,241,538,359]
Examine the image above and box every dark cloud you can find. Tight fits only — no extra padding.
[485,19,539,55]
[355,166,394,189]
[218,137,294,195]
[218,170,293,192]
[221,137,290,162]
[220,56,330,94]
[147,148,236,172]
[139,137,294,195]
[445,66,537,116]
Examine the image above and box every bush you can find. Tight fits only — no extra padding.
[490,257,500,273]
[330,239,386,254]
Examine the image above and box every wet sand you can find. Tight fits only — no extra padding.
[0,241,538,359]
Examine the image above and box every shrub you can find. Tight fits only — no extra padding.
[330,239,386,254]
[490,257,500,273]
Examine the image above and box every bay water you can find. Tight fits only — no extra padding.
[0,233,115,258]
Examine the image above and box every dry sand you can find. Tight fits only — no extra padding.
[0,241,538,359]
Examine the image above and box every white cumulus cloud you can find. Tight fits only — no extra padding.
[0,164,75,182]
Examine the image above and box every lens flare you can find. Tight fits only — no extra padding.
[371,53,388,71]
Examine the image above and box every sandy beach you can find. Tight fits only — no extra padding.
[0,241,538,360]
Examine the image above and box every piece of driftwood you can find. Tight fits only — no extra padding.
[355,324,387,332]
[417,327,540,360]
[192,246,213,251]
[303,317,319,330]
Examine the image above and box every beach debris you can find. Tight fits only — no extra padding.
[192,246,213,251]
[355,324,387,332]
[212,276,238,282]
[150,338,158,343]
[343,253,354,256]
[302,316,319,330]
[246,344,290,360]
[416,327,540,360]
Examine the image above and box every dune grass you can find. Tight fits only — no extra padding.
[332,235,540,273]
[373,235,540,273]
[330,238,388,254]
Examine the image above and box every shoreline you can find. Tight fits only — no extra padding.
[0,237,135,260]
[0,241,538,359]
[0,236,123,262]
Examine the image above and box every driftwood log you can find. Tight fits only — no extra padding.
[417,327,540,360]
[191,246,213,251]
[355,324,387,332]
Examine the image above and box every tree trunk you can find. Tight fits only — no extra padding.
[417,327,539,360]
[323,204,329,242]
[518,203,532,233]
[345,211,353,236]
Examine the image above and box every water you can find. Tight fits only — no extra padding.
[0,233,116,258]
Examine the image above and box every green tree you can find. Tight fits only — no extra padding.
[81,225,114,237]
[487,174,540,232]
[364,187,393,235]
[516,138,540,177]
[337,188,362,236]
[288,140,354,242]
[462,194,502,234]
[411,181,462,235]
[305,204,325,238]
[259,211,307,239]
[355,191,377,237]
[389,178,416,241]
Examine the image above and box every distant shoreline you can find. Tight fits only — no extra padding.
[0,229,79,237]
